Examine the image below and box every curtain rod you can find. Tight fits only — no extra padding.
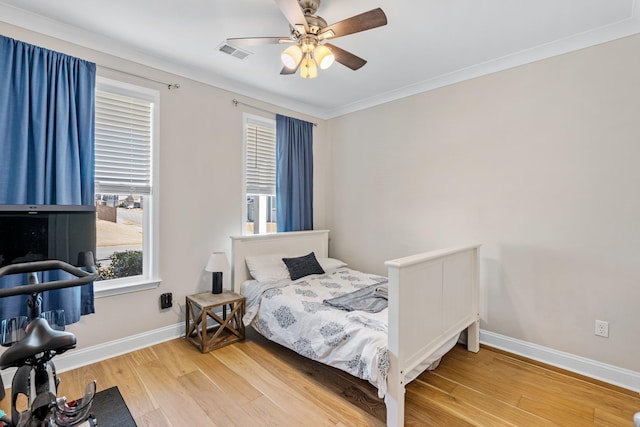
[98,65,180,90]
[232,99,318,127]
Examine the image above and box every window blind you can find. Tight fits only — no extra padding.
[95,90,152,195]
[246,120,276,196]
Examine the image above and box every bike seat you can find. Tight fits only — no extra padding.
[0,318,76,369]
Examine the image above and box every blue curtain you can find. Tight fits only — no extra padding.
[276,114,314,232]
[0,35,96,324]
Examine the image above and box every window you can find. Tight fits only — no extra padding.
[94,78,160,296]
[244,115,277,234]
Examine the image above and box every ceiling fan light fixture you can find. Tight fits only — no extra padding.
[281,45,303,69]
[299,54,318,78]
[313,44,335,70]
[229,1,387,78]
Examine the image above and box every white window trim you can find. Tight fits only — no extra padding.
[243,113,276,235]
[94,77,161,298]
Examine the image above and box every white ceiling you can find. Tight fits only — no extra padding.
[1,0,639,119]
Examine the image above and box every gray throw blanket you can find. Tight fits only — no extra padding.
[323,280,389,313]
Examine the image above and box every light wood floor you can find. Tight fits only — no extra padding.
[2,328,639,426]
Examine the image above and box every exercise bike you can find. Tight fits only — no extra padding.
[0,254,98,427]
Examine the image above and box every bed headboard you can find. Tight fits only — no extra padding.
[230,230,329,293]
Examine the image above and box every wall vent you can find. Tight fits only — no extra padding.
[217,42,251,60]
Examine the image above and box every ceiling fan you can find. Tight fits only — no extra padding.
[226,0,387,78]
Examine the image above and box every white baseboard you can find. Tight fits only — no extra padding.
[480,329,640,393]
[2,322,185,389]
[3,325,638,396]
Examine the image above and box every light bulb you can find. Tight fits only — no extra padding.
[313,45,335,70]
[281,45,302,70]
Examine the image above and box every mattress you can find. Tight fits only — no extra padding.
[243,268,389,395]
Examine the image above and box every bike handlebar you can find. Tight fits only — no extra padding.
[0,253,98,298]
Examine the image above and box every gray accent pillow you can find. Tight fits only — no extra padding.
[282,252,325,281]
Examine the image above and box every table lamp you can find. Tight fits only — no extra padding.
[205,252,230,294]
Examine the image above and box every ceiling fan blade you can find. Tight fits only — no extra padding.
[320,8,387,40]
[324,43,366,70]
[280,65,299,75]
[227,37,292,48]
[273,0,309,35]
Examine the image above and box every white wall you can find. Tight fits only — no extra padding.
[0,22,328,349]
[326,34,640,372]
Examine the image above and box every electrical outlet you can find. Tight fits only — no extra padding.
[160,292,173,309]
[595,320,609,338]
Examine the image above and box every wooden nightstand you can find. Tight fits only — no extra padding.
[185,291,245,353]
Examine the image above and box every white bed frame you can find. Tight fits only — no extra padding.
[231,230,480,427]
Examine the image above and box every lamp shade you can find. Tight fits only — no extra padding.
[205,252,230,273]
[313,45,335,70]
[281,45,303,69]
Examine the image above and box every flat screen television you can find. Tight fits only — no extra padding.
[0,205,96,269]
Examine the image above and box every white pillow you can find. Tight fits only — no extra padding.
[245,253,289,283]
[317,257,347,272]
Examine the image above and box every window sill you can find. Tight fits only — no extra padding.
[94,277,162,298]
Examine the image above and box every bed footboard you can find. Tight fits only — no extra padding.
[384,244,481,427]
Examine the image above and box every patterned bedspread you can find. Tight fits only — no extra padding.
[242,268,391,397]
